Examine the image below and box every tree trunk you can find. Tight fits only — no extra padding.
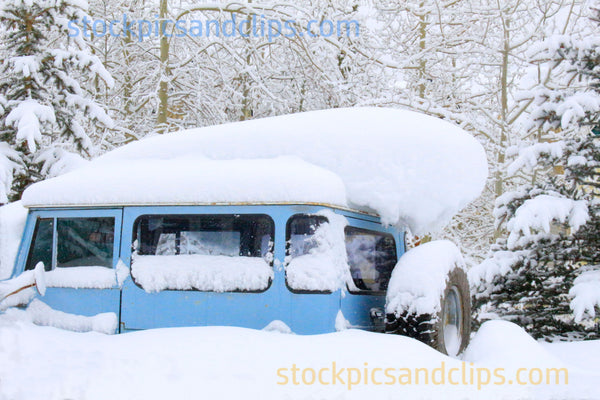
[157,0,169,133]
[418,2,427,99]
[493,18,510,239]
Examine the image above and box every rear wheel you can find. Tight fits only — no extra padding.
[386,267,471,356]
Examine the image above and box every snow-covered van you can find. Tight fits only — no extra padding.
[0,108,487,356]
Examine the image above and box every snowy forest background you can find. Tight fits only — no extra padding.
[0,0,599,340]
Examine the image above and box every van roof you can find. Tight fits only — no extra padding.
[22,156,357,210]
[21,107,488,233]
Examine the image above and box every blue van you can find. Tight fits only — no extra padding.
[9,201,471,355]
[2,108,484,356]
[16,204,402,335]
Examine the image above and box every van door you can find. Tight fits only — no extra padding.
[119,207,279,331]
[340,217,400,331]
[22,209,123,329]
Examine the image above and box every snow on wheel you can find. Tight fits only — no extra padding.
[385,240,471,356]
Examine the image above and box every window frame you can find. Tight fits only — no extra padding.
[130,213,276,293]
[344,225,398,296]
[24,208,122,273]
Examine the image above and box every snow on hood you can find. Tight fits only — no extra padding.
[21,107,488,233]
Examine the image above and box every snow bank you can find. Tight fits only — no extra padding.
[0,318,597,400]
[285,210,350,292]
[131,254,273,293]
[542,338,600,372]
[22,107,488,234]
[462,321,592,400]
[463,320,564,367]
[0,201,28,279]
[569,269,600,323]
[386,240,465,316]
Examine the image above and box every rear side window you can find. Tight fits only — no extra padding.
[286,215,328,259]
[285,213,351,293]
[345,227,397,293]
[134,214,273,258]
[131,214,274,292]
[26,217,115,271]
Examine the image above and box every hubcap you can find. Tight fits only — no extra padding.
[443,286,462,356]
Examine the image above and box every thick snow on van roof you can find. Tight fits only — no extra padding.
[21,107,487,233]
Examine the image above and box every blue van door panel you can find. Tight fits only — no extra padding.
[341,294,385,331]
[120,285,278,330]
[41,288,121,317]
[287,292,341,334]
[18,209,122,322]
[119,206,287,331]
[340,216,404,331]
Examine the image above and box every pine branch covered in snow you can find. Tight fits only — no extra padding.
[0,0,114,202]
[526,32,600,132]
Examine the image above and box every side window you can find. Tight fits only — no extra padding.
[345,227,397,293]
[131,214,274,292]
[26,217,115,271]
[26,218,54,271]
[286,215,327,259]
[285,214,347,293]
[57,218,114,268]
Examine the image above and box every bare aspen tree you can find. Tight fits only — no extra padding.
[156,0,169,133]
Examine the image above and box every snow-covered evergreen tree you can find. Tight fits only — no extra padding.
[472,137,600,339]
[472,5,600,340]
[0,0,114,202]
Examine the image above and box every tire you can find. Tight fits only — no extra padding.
[385,267,471,356]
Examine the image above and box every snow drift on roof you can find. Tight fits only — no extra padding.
[21,107,487,233]
[21,156,348,209]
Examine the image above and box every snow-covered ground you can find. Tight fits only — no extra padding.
[0,314,597,400]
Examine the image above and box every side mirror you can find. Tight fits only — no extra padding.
[33,261,46,296]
